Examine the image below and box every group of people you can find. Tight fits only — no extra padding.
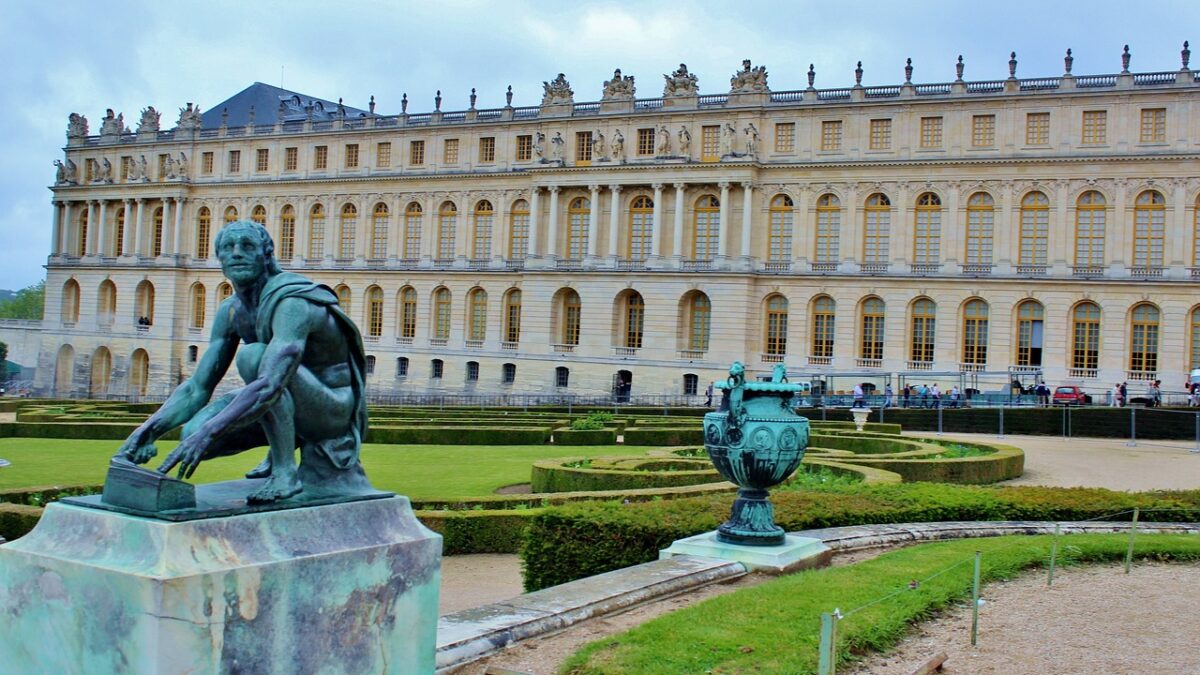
[1110,380,1164,407]
[894,383,961,409]
[135,315,152,327]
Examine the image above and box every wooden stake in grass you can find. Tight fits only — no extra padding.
[1124,507,1140,574]
[970,551,981,646]
[819,610,839,675]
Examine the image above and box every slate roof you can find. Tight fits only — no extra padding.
[197,82,370,129]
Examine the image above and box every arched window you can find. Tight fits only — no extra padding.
[465,361,479,382]
[251,204,266,225]
[190,283,206,329]
[76,208,89,256]
[97,280,116,328]
[502,362,516,384]
[224,205,239,224]
[152,206,164,256]
[1133,190,1165,269]
[683,373,699,396]
[815,193,841,263]
[768,194,794,262]
[811,296,835,359]
[432,287,451,339]
[1071,302,1101,372]
[555,366,570,388]
[1016,300,1045,367]
[863,193,891,263]
[1192,306,1200,369]
[365,286,384,338]
[431,359,444,379]
[279,205,296,260]
[54,344,75,395]
[130,349,149,397]
[567,197,590,259]
[693,195,719,260]
[90,346,112,396]
[335,285,351,314]
[764,294,788,356]
[467,287,488,341]
[437,201,457,260]
[217,282,233,304]
[472,200,493,259]
[509,199,529,260]
[135,280,155,326]
[684,292,711,352]
[966,192,994,265]
[1075,191,1106,267]
[910,299,936,365]
[1020,192,1050,266]
[396,356,410,378]
[61,279,80,325]
[365,355,377,376]
[962,299,989,367]
[913,192,941,264]
[860,297,885,361]
[370,203,389,259]
[399,287,418,339]
[620,291,645,349]
[503,289,522,344]
[558,289,582,346]
[1129,303,1160,374]
[338,203,357,259]
[196,207,212,259]
[114,207,126,256]
[308,204,326,258]
[628,196,652,260]
[404,202,422,260]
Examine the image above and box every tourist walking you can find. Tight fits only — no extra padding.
[884,384,894,408]
[852,383,865,408]
[704,381,714,407]
[949,385,960,408]
[920,384,930,408]
[931,383,941,408]
[1119,382,1128,407]
[1111,383,1121,407]
[902,384,911,408]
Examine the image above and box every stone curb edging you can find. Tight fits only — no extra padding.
[434,519,1200,672]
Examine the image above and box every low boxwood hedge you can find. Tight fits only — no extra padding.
[531,458,720,493]
[796,406,1198,439]
[621,427,703,446]
[0,503,43,541]
[553,428,618,445]
[520,483,1200,590]
[0,484,102,506]
[845,443,1025,483]
[365,426,551,445]
[416,509,542,554]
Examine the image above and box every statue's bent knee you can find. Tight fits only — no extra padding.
[236,343,268,382]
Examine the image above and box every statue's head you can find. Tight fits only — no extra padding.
[215,220,282,286]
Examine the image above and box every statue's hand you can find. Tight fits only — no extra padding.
[157,434,209,480]
[117,430,158,465]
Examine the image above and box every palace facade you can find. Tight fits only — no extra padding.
[37,48,1200,399]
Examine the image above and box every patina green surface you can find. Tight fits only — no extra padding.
[113,220,373,509]
[706,362,810,546]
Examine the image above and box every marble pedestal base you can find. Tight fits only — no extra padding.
[660,531,831,573]
[0,497,441,674]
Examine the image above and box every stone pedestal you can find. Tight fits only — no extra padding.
[0,497,441,674]
[661,531,830,573]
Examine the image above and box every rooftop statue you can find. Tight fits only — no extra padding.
[602,68,636,100]
[94,157,113,184]
[663,63,699,97]
[542,73,574,105]
[177,102,203,132]
[116,220,372,504]
[100,108,125,136]
[66,112,88,139]
[53,160,73,186]
[730,59,769,93]
[137,106,161,133]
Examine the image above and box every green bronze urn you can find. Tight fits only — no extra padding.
[705,362,809,546]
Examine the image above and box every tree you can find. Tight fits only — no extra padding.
[0,340,7,385]
[0,281,45,320]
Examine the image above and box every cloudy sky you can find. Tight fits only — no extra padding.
[1,0,1196,290]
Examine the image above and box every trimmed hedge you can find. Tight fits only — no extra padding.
[365,426,551,445]
[846,442,1025,484]
[520,483,1200,590]
[553,428,618,445]
[531,458,720,493]
[0,484,102,506]
[416,509,542,554]
[0,503,43,541]
[621,427,703,446]
[0,422,179,441]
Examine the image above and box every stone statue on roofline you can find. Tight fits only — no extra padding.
[730,59,769,93]
[663,63,699,97]
[53,160,68,185]
[177,102,203,132]
[542,73,574,105]
[602,68,636,100]
[100,109,125,136]
[137,106,161,133]
[66,113,88,139]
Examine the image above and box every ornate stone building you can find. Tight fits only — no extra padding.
[37,47,1200,399]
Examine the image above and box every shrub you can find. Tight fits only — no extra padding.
[416,509,541,554]
[621,427,703,446]
[0,503,43,541]
[554,428,617,445]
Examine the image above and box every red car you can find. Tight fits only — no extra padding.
[1052,385,1092,405]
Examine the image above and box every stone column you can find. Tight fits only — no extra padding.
[1053,180,1070,268]
[672,183,685,260]
[587,184,600,258]
[943,183,960,269]
[651,183,664,258]
[133,198,146,257]
[121,199,135,256]
[51,201,63,256]
[86,201,98,255]
[96,200,109,256]
[159,198,172,256]
[295,197,311,261]
[791,186,809,262]
[173,197,185,256]
[1109,180,1127,267]
[894,183,911,268]
[607,185,622,261]
[842,185,859,272]
[62,202,74,255]
[1170,179,1188,267]
[493,194,507,262]
[995,182,1014,271]
[546,186,560,259]
[527,187,540,258]
[419,195,433,262]
[740,182,754,259]
[717,182,730,259]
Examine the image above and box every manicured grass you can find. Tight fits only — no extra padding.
[0,438,647,499]
[563,534,1200,674]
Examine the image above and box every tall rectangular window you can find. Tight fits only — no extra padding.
[344,143,359,168]
[971,115,995,147]
[1082,110,1107,144]
[1140,108,1166,143]
[479,136,495,163]
[255,148,269,172]
[284,146,298,171]
[516,135,532,161]
[120,156,132,181]
[376,142,391,167]
[158,154,169,180]
[227,150,241,173]
[314,145,328,169]
[443,138,459,164]
[410,140,425,165]
[201,152,214,174]
[638,128,656,155]
[868,119,891,150]
[919,117,943,148]
[700,125,720,161]
[774,122,795,152]
[820,120,842,151]
[1025,112,1050,145]
[575,131,592,163]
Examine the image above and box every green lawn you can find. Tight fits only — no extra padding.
[0,439,646,499]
